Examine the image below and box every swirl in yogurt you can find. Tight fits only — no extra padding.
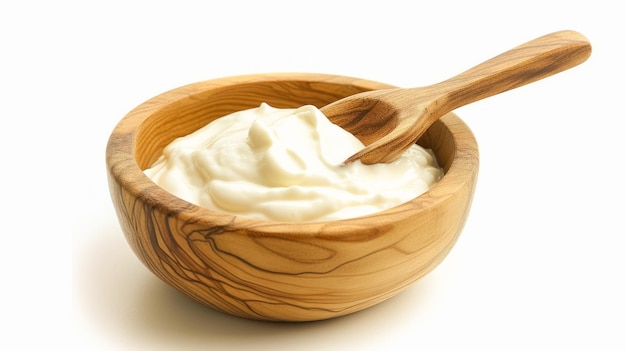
[144,103,442,222]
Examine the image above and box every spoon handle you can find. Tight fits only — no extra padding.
[421,30,592,112]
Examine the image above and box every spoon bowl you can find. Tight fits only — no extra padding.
[322,30,592,165]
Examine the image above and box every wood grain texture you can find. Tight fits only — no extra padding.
[322,30,591,165]
[106,73,479,321]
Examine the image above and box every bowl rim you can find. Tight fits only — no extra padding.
[106,72,479,240]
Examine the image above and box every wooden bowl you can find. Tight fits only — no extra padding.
[106,73,479,322]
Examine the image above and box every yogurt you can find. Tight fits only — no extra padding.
[144,103,443,222]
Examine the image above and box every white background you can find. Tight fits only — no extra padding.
[3,0,624,350]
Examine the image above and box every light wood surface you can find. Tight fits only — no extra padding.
[322,30,591,165]
[106,73,479,321]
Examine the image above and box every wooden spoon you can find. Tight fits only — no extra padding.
[321,30,592,165]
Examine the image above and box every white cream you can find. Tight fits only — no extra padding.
[144,103,443,222]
